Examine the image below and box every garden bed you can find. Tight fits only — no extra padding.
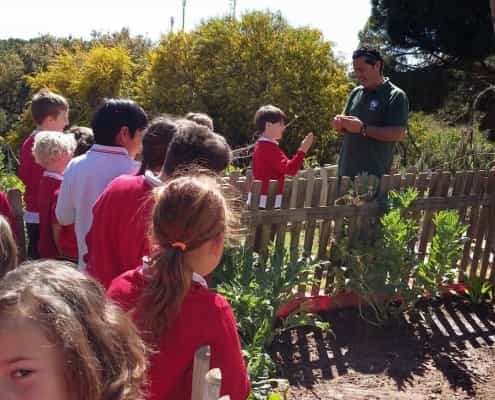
[270,297,495,399]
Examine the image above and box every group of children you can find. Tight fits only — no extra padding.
[0,89,314,400]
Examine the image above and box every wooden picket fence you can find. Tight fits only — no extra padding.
[227,167,495,296]
[6,167,495,293]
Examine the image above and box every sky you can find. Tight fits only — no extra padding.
[1,0,371,60]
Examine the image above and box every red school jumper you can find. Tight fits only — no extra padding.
[37,172,77,259]
[108,267,250,400]
[251,137,305,208]
[85,173,159,289]
[19,132,44,220]
[53,189,78,260]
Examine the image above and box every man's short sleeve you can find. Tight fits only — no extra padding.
[343,87,360,115]
[385,90,409,127]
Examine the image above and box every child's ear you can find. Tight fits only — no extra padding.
[115,126,130,146]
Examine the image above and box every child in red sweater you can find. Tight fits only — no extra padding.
[86,118,231,289]
[85,117,177,287]
[108,174,249,400]
[18,89,69,259]
[32,131,77,259]
[251,105,313,208]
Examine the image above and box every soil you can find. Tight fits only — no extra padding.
[269,297,495,399]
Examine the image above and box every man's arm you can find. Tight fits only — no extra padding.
[338,116,405,142]
[363,125,405,142]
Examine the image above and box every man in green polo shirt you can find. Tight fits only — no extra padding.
[333,47,409,178]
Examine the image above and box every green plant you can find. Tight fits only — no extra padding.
[463,276,494,304]
[345,188,421,326]
[405,113,495,173]
[213,245,321,398]
[416,210,468,298]
[0,150,24,193]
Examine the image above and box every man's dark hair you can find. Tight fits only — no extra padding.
[162,120,232,175]
[254,105,287,133]
[137,116,177,175]
[31,89,69,125]
[352,46,384,74]
[90,99,148,146]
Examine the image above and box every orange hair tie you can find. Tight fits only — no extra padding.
[170,241,187,252]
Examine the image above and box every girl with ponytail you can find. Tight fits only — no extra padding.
[108,174,250,400]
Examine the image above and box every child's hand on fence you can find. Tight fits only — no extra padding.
[300,132,314,153]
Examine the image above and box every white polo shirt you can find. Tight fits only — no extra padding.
[55,144,140,269]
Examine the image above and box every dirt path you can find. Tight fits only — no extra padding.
[270,298,495,399]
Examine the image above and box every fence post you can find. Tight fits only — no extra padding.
[7,188,26,261]
[205,368,222,400]
[191,345,211,400]
[480,170,495,279]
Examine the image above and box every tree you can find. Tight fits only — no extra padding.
[0,51,25,134]
[6,45,135,149]
[364,0,495,73]
[0,36,78,136]
[137,11,350,163]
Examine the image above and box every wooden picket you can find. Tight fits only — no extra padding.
[235,168,495,294]
[6,188,26,261]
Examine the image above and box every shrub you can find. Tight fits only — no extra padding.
[136,11,350,164]
[404,112,495,172]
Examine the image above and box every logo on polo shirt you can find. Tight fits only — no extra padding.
[369,99,379,111]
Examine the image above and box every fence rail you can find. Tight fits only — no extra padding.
[228,168,495,294]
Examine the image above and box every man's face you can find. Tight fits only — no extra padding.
[353,57,381,89]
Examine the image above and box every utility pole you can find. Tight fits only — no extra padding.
[229,0,237,19]
[182,0,187,31]
[170,16,175,33]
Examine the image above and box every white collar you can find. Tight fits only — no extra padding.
[89,144,130,156]
[42,171,63,181]
[144,170,163,187]
[192,272,208,288]
[257,136,279,145]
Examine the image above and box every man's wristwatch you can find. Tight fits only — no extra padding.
[360,123,367,137]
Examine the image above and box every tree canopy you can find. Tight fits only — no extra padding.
[3,12,350,164]
[137,11,350,162]
[363,0,495,72]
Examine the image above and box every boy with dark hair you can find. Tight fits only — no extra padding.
[18,89,69,259]
[86,119,231,288]
[55,98,148,268]
[250,104,313,208]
